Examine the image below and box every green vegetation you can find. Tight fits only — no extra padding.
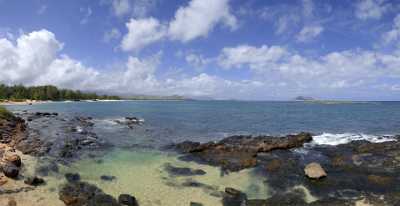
[0,106,14,119]
[0,84,120,101]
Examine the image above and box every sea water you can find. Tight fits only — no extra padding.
[5,100,400,205]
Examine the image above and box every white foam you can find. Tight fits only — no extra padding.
[311,133,396,146]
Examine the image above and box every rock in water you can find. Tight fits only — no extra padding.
[59,181,120,206]
[223,187,247,206]
[65,173,81,183]
[24,176,45,186]
[118,194,138,206]
[100,175,116,181]
[2,163,19,178]
[304,162,327,179]
[164,163,206,176]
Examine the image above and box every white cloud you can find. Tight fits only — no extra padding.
[168,0,237,42]
[121,17,166,52]
[185,53,211,68]
[218,44,400,91]
[218,44,288,71]
[382,14,400,46]
[0,30,100,89]
[103,28,121,42]
[108,0,157,18]
[355,0,389,20]
[119,0,238,51]
[0,29,266,99]
[112,0,131,17]
[296,25,324,42]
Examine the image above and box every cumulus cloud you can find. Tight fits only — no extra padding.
[0,29,264,99]
[296,25,324,42]
[0,30,99,89]
[355,0,389,20]
[168,0,237,42]
[120,0,238,51]
[121,17,166,51]
[218,44,400,90]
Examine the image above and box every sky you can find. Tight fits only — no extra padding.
[0,0,400,100]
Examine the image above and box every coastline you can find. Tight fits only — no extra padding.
[0,99,186,106]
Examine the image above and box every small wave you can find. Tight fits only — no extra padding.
[311,133,396,146]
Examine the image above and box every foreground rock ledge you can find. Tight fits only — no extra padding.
[174,132,313,171]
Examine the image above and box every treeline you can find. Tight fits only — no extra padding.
[0,84,120,101]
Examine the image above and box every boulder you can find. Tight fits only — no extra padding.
[24,176,45,186]
[59,181,120,206]
[4,154,22,167]
[1,163,19,178]
[118,194,138,206]
[65,173,81,183]
[304,162,327,179]
[223,187,247,206]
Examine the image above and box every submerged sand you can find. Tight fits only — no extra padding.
[1,149,272,206]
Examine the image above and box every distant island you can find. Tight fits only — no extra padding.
[0,84,185,103]
[294,96,315,101]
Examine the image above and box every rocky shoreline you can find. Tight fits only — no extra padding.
[173,133,400,205]
[0,109,399,205]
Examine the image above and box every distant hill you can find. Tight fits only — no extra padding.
[124,95,186,100]
[294,96,315,101]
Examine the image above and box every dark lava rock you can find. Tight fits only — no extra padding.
[175,132,313,172]
[59,181,120,206]
[24,176,45,186]
[1,163,19,178]
[118,194,138,206]
[65,173,81,183]
[164,163,206,176]
[222,187,247,206]
[100,175,116,181]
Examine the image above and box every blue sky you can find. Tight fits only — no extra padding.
[0,0,400,100]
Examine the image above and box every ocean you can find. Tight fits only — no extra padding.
[4,100,400,206]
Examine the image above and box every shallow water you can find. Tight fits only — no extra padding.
[60,148,268,206]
